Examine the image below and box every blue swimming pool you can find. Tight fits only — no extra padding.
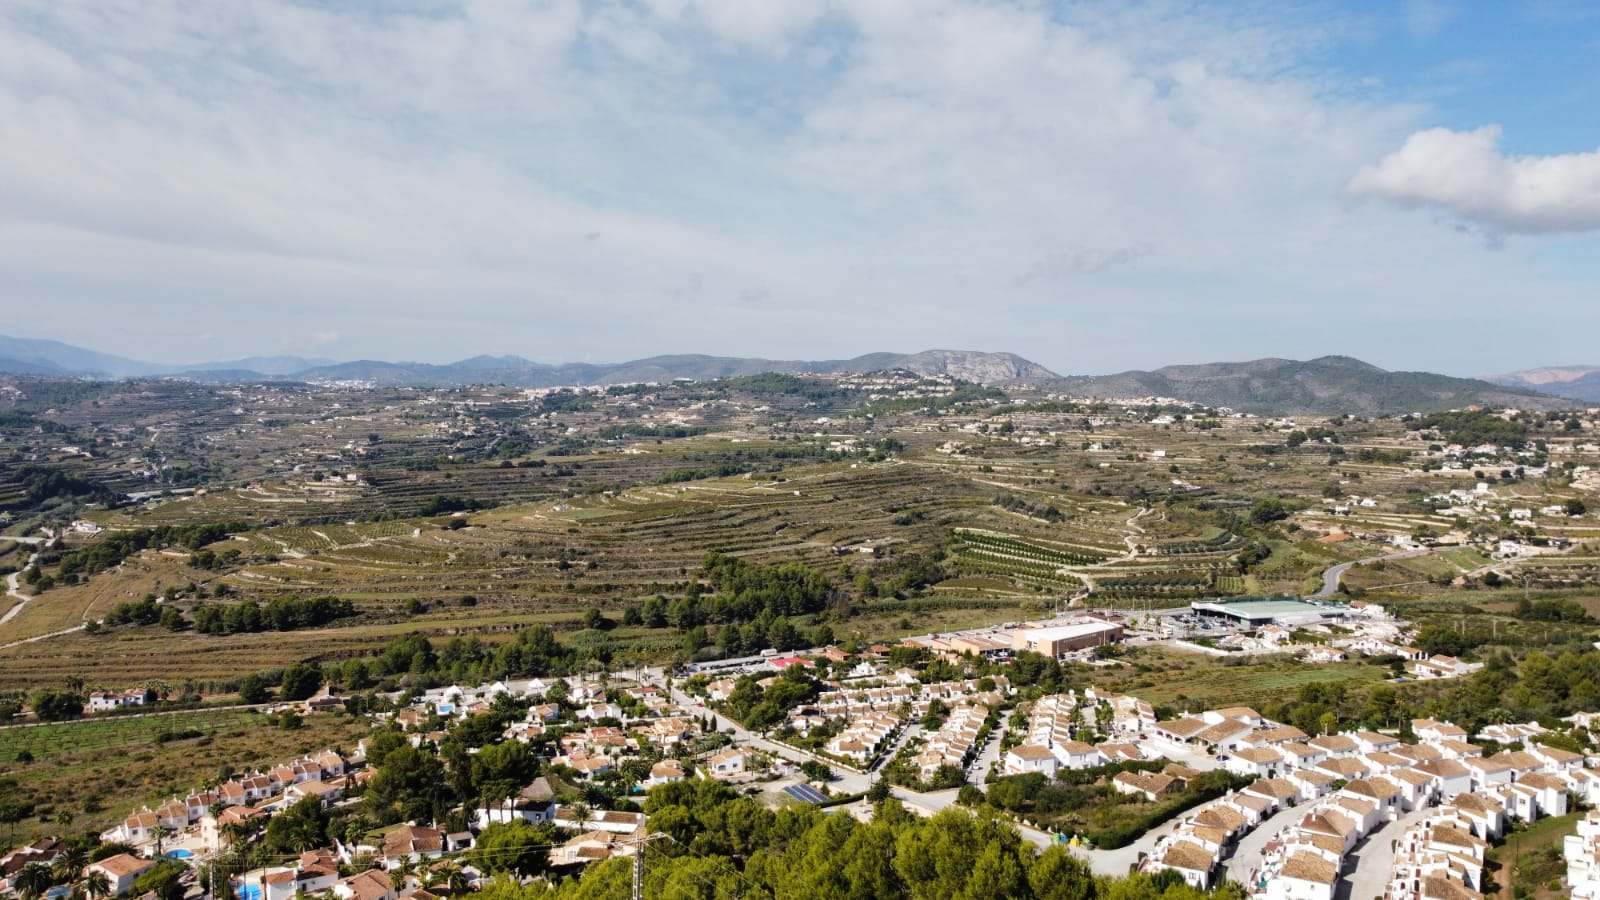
[236,883,262,900]
[166,849,193,859]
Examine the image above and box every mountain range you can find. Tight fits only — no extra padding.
[0,334,1576,414]
[1484,366,1600,404]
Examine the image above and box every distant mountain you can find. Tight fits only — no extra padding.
[0,335,162,378]
[1486,366,1600,403]
[1050,355,1566,415]
[183,355,336,376]
[0,336,1572,413]
[248,349,1058,387]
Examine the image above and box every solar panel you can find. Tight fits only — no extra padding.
[784,784,827,804]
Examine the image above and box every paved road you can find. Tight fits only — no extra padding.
[1219,799,1308,885]
[1338,806,1434,900]
[1,545,45,628]
[1314,547,1436,598]
[651,668,879,794]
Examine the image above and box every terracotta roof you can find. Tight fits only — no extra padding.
[1253,725,1309,744]
[337,869,392,900]
[1288,832,1346,857]
[1158,717,1209,738]
[1229,793,1272,814]
[1246,778,1299,800]
[1488,750,1542,771]
[1533,745,1582,762]
[1281,851,1338,884]
[381,824,443,859]
[92,854,153,878]
[1160,840,1215,872]
[1309,734,1357,753]
[1301,810,1357,837]
[1193,806,1247,832]
[1009,744,1057,761]
[1517,772,1566,790]
[1186,824,1230,848]
[1195,720,1252,745]
[1422,873,1483,900]
[1344,777,1401,801]
[1428,825,1487,850]
[1318,757,1369,777]
[1416,759,1471,779]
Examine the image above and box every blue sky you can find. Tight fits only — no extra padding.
[2,0,1599,377]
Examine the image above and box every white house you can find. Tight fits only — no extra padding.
[1004,744,1060,777]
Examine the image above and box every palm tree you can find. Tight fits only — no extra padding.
[52,847,87,884]
[15,862,53,900]
[82,870,111,900]
[151,824,173,856]
[388,859,413,893]
[566,799,592,829]
[426,861,469,895]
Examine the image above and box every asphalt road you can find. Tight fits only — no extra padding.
[1337,806,1435,900]
[1314,547,1436,598]
[1219,798,1310,885]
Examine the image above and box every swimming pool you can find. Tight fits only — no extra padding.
[166,849,194,859]
[236,883,262,900]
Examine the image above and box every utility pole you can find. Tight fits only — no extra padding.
[626,833,671,900]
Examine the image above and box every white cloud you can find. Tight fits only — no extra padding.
[1403,0,1458,38]
[0,1,1595,373]
[1347,126,1600,234]
[1016,245,1153,284]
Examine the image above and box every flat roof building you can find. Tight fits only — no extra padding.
[1189,598,1345,628]
[1008,619,1124,657]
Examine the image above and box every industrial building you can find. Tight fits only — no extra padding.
[1008,618,1125,658]
[1188,598,1346,628]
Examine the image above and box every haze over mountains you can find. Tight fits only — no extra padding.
[1485,366,1600,404]
[0,334,1576,415]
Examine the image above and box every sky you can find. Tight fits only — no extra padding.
[3,0,1600,377]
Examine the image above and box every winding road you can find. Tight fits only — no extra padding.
[1313,545,1438,598]
[1,535,49,627]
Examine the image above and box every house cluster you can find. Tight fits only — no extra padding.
[1003,690,1157,777]
[777,675,1011,769]
[914,703,991,780]
[0,839,62,895]
[1381,802,1497,900]
[1247,716,1582,899]
[1128,709,1593,898]
[85,687,157,713]
[1336,627,1483,681]
[1141,778,1282,890]
[1215,625,1349,663]
[1565,809,1600,900]
[390,676,715,787]
[103,749,352,847]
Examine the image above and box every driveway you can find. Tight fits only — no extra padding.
[1337,805,1434,900]
[1219,800,1309,885]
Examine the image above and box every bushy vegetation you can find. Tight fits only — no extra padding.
[57,522,249,577]
[191,595,358,634]
[983,764,1252,849]
[532,777,1240,900]
[1416,410,1529,448]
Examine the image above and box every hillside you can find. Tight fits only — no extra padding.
[1052,355,1566,415]
[1487,365,1600,403]
[0,336,1057,387]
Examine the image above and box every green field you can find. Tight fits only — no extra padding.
[2,707,265,762]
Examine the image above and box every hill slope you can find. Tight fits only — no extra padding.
[1052,355,1564,415]
[1486,366,1600,403]
[0,337,1057,387]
